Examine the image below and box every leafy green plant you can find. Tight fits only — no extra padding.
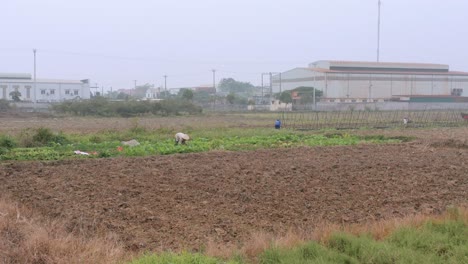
[98,150,112,158]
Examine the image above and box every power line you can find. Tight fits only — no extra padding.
[1,48,308,65]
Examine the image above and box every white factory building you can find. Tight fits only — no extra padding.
[0,73,91,103]
[272,60,468,102]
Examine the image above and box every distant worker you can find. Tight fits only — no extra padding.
[175,132,190,145]
[275,119,281,129]
[403,117,409,126]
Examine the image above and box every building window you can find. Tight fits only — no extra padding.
[50,89,55,95]
[13,85,19,91]
[74,90,79,96]
[65,90,70,95]
[451,88,463,96]
[25,85,31,98]
[41,90,46,95]
[1,85,7,98]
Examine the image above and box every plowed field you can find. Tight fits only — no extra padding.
[1,141,467,251]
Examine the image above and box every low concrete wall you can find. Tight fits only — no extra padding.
[314,102,468,111]
[8,102,52,112]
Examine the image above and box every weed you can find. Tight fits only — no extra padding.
[89,135,103,143]
[98,150,111,158]
[0,147,9,156]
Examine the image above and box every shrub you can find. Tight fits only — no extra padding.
[17,128,71,147]
[17,129,36,148]
[52,98,202,117]
[0,99,10,111]
[32,128,56,146]
[0,135,17,149]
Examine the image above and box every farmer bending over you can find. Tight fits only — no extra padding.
[175,132,190,145]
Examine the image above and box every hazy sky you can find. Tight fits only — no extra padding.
[1,0,468,91]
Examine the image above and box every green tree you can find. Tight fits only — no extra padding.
[9,90,21,102]
[218,78,255,94]
[193,90,213,104]
[234,96,248,105]
[293,86,323,104]
[180,89,194,101]
[116,92,130,100]
[134,83,153,99]
[159,90,171,99]
[277,91,292,104]
[226,92,236,104]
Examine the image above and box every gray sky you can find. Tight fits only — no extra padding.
[1,0,468,91]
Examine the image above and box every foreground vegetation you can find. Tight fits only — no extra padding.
[0,126,408,161]
[3,197,464,264]
[129,206,467,264]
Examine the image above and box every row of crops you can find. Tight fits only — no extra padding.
[280,110,468,130]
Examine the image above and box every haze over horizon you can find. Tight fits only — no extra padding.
[1,0,467,92]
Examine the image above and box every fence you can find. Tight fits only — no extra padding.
[280,109,468,130]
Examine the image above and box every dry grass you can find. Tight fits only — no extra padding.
[340,204,467,240]
[0,198,128,264]
[204,204,468,262]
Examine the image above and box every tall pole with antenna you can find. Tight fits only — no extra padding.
[212,69,216,92]
[377,0,381,62]
[163,75,167,98]
[33,49,37,108]
[212,69,216,109]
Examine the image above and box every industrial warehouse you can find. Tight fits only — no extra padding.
[272,60,468,105]
[0,73,90,103]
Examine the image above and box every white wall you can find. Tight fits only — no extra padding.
[273,68,468,99]
[0,80,90,102]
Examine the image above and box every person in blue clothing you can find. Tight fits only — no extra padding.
[274,119,281,129]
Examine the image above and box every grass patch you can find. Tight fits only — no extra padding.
[127,207,467,264]
[259,242,358,264]
[128,252,242,264]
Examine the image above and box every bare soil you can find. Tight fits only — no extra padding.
[1,142,466,251]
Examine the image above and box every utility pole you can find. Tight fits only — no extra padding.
[134,80,137,89]
[313,63,317,110]
[279,73,282,94]
[212,69,216,108]
[377,0,381,62]
[33,49,37,108]
[269,72,273,98]
[163,75,167,98]
[212,69,216,92]
[261,73,264,104]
